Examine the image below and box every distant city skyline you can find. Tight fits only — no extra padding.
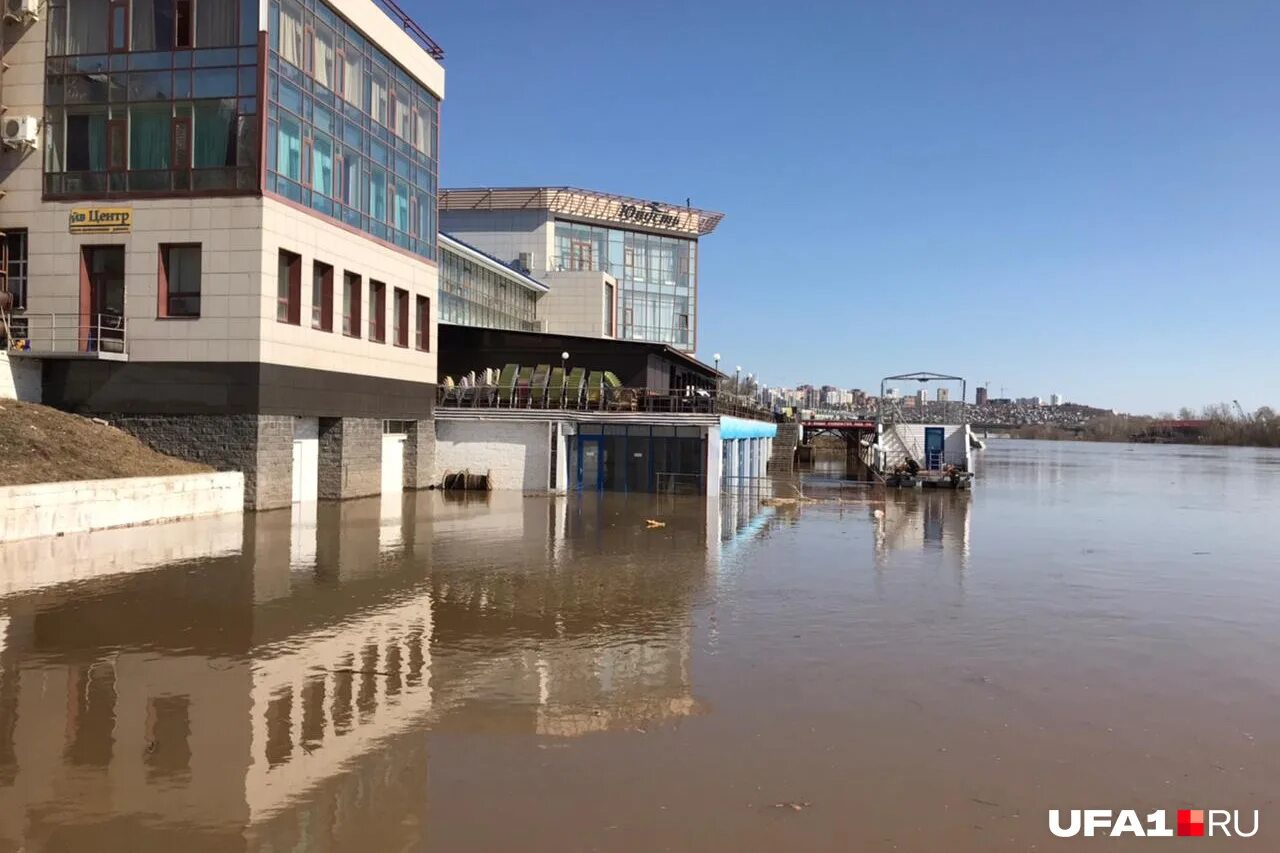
[423,0,1280,415]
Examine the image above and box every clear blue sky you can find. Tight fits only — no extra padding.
[414,0,1279,414]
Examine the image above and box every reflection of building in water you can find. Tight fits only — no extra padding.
[0,490,720,848]
[871,489,972,569]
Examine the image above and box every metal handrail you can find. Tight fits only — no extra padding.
[9,312,127,355]
[437,384,775,421]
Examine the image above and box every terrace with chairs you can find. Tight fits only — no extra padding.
[437,363,774,420]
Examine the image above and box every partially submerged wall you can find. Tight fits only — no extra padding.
[0,472,244,543]
[435,420,550,491]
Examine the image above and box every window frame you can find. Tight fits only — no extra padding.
[392,286,408,347]
[342,270,362,337]
[4,229,29,312]
[158,242,203,319]
[415,294,430,351]
[277,249,302,325]
[108,0,129,53]
[368,279,386,343]
[311,260,334,331]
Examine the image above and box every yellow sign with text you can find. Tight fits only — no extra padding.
[69,207,132,234]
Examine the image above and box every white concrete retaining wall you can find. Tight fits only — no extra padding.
[0,472,244,543]
[0,353,41,402]
[435,420,550,491]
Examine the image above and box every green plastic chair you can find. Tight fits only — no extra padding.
[530,364,551,407]
[585,371,604,409]
[547,367,566,408]
[565,367,586,409]
[496,363,519,407]
[515,365,534,407]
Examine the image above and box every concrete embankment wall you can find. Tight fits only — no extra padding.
[0,472,244,543]
[0,353,41,403]
[435,420,550,491]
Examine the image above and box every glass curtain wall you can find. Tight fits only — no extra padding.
[266,0,440,261]
[44,0,260,196]
[552,220,696,350]
[439,245,539,331]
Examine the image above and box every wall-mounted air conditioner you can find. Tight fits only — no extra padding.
[3,0,40,23]
[0,116,39,150]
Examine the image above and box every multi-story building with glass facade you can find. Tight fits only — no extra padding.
[438,233,545,332]
[0,0,445,510]
[439,187,723,352]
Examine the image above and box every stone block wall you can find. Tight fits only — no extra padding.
[112,414,294,510]
[318,417,382,500]
[404,419,436,490]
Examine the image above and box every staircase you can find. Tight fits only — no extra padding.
[769,422,800,472]
[870,424,925,475]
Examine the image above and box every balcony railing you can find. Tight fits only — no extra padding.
[8,313,127,358]
[437,383,776,421]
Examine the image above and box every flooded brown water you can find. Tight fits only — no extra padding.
[1,439,1278,851]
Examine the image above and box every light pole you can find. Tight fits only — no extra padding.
[560,351,569,407]
[735,366,742,396]
[713,353,721,396]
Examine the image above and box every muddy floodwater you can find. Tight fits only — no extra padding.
[1,439,1278,851]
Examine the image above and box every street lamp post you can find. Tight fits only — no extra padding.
[560,351,569,408]
[713,353,721,398]
[735,366,742,397]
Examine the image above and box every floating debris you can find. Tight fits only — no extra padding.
[645,519,666,528]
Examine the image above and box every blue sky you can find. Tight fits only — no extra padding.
[415,0,1279,414]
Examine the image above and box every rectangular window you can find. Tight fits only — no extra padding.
[109,0,128,52]
[312,261,333,331]
[393,287,408,347]
[277,0,303,67]
[171,115,192,171]
[159,243,201,318]
[277,249,301,325]
[277,115,302,181]
[175,0,194,48]
[604,282,615,336]
[368,280,385,342]
[313,27,335,89]
[107,119,127,172]
[61,0,110,54]
[342,271,361,337]
[340,49,361,105]
[4,230,28,311]
[415,295,429,351]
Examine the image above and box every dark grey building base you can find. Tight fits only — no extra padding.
[319,417,382,501]
[41,360,439,510]
[113,414,295,510]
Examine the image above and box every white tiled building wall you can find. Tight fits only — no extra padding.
[434,420,551,491]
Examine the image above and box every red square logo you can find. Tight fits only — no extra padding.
[1178,809,1205,837]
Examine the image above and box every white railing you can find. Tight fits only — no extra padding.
[8,313,127,356]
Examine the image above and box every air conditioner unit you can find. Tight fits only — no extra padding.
[516,252,533,274]
[1,116,39,150]
[3,0,39,23]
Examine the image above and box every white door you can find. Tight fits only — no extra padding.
[381,433,406,495]
[291,417,319,503]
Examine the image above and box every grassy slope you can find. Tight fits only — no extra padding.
[0,400,211,486]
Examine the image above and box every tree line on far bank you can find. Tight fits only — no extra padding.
[1014,404,1279,448]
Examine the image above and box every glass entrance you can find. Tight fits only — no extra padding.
[83,246,125,353]
[578,437,605,491]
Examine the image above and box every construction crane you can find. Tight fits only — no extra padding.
[1233,400,1248,421]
